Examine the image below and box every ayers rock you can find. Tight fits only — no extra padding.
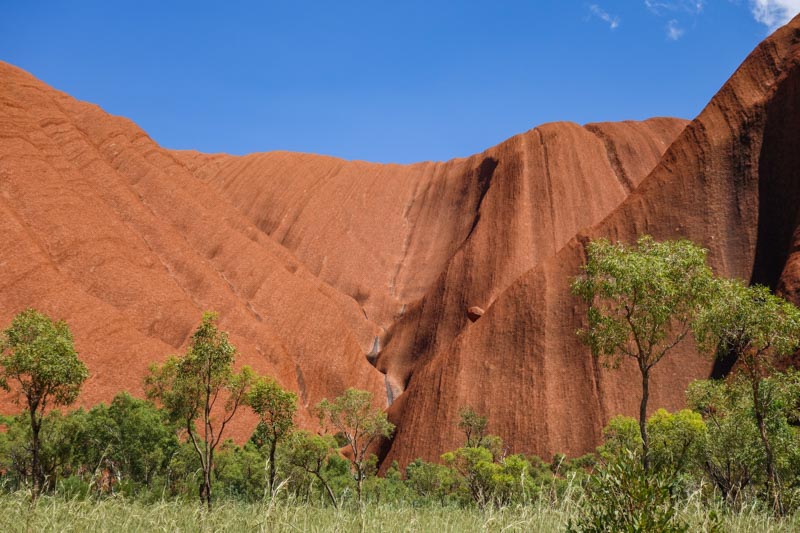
[1,15,800,465]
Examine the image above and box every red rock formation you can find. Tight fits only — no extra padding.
[0,62,385,435]
[380,15,800,467]
[179,118,686,400]
[0,56,683,444]
[466,307,485,323]
[1,15,798,464]
[174,117,687,452]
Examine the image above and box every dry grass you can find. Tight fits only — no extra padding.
[0,490,796,532]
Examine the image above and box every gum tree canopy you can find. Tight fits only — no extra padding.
[247,376,297,494]
[317,388,394,503]
[0,309,88,498]
[571,236,714,471]
[694,279,800,514]
[145,311,255,511]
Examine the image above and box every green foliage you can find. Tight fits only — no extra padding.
[0,375,794,524]
[572,236,715,473]
[316,388,394,501]
[0,309,88,408]
[694,280,800,368]
[441,443,536,508]
[281,430,340,507]
[247,377,297,492]
[571,236,714,370]
[458,406,488,448]
[113,393,178,481]
[144,312,255,509]
[82,393,179,490]
[362,461,411,504]
[405,459,459,505]
[144,312,253,432]
[493,454,534,505]
[0,309,88,496]
[0,409,84,492]
[597,416,641,462]
[598,410,706,487]
[687,377,763,503]
[694,280,800,514]
[213,440,266,501]
[442,446,496,507]
[0,393,178,496]
[647,408,707,478]
[687,374,800,510]
[163,441,202,499]
[248,379,297,448]
[567,449,689,533]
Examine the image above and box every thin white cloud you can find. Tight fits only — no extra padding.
[589,4,620,29]
[666,19,685,39]
[644,1,702,39]
[749,0,800,30]
[645,0,705,15]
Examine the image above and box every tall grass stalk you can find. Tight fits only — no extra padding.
[0,479,796,533]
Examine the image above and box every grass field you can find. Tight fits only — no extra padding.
[0,492,797,532]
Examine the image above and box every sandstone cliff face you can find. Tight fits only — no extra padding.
[380,15,800,467]
[0,62,385,433]
[0,58,683,444]
[178,118,686,401]
[1,15,798,463]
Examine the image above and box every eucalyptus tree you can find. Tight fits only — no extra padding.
[283,430,340,508]
[145,312,255,510]
[0,309,88,498]
[247,377,297,493]
[572,236,714,471]
[316,388,394,502]
[694,279,800,513]
[458,406,488,448]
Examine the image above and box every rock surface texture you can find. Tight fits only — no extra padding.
[1,15,799,463]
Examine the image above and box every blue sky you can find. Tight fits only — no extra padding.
[1,1,798,163]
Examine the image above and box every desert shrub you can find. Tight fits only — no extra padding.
[688,373,800,511]
[213,440,266,501]
[597,409,707,490]
[362,461,411,504]
[567,449,689,533]
[405,458,460,506]
[0,409,87,492]
[647,408,707,481]
[441,444,537,508]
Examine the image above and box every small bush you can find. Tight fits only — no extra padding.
[567,449,688,533]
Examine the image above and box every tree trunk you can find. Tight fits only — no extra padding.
[269,441,277,494]
[205,447,213,512]
[30,410,41,499]
[204,363,213,511]
[752,378,783,515]
[639,368,650,472]
[356,466,363,503]
[316,473,338,508]
[204,470,212,511]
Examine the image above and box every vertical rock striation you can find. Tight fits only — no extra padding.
[1,15,798,460]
